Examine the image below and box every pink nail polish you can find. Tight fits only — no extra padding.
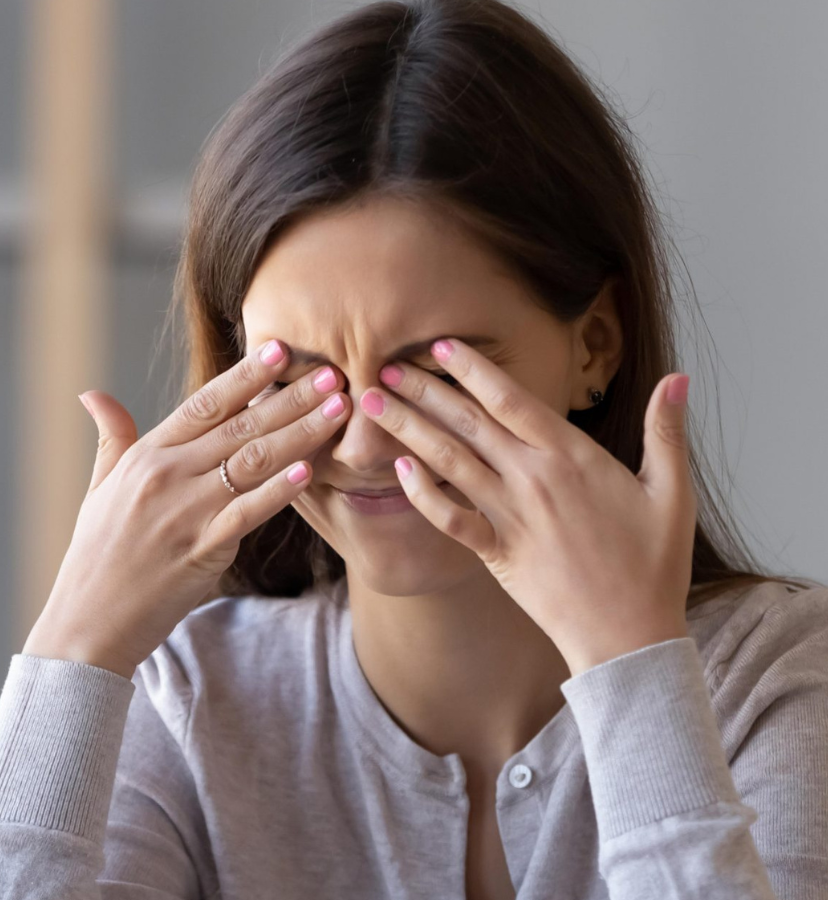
[379,364,403,387]
[667,374,689,405]
[361,390,386,416]
[313,367,337,393]
[287,462,309,484]
[322,395,345,418]
[260,340,284,365]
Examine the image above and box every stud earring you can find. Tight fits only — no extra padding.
[588,386,604,406]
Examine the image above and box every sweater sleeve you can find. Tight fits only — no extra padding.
[0,648,215,898]
[559,592,828,900]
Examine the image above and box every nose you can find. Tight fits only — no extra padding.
[328,376,410,471]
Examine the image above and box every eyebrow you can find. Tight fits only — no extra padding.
[272,333,502,368]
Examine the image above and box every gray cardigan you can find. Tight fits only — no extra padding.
[1,576,826,898]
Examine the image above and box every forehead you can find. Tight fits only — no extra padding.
[242,195,535,350]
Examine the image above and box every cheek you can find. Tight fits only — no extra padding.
[288,490,333,531]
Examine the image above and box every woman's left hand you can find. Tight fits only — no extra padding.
[360,337,697,677]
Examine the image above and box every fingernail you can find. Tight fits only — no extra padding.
[313,367,337,393]
[78,393,96,420]
[287,462,309,484]
[379,364,403,387]
[322,395,345,418]
[259,340,284,365]
[360,390,386,416]
[667,374,689,405]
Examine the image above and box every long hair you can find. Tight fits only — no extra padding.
[155,0,819,607]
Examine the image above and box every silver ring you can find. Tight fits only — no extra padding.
[219,459,240,494]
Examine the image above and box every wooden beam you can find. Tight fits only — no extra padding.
[14,0,113,650]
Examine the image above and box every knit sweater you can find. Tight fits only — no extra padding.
[1,576,826,898]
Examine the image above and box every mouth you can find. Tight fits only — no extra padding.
[334,480,451,517]
[338,480,449,498]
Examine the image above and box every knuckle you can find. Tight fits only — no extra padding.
[236,352,262,385]
[136,457,175,496]
[551,450,583,483]
[96,431,119,455]
[455,355,474,382]
[440,505,466,538]
[197,503,248,560]
[287,382,312,416]
[162,515,198,561]
[225,497,252,534]
[433,440,461,476]
[239,438,270,473]
[491,387,522,420]
[186,385,222,422]
[526,470,557,509]
[386,408,409,435]
[226,409,259,443]
[409,377,428,406]
[452,405,481,440]
[300,412,321,440]
[654,422,687,449]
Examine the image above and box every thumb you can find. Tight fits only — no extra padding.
[637,373,691,499]
[79,391,140,492]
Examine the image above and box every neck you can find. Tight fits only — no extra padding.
[346,565,571,776]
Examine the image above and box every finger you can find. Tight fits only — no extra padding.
[377,360,514,470]
[394,455,496,557]
[79,391,140,493]
[428,338,570,450]
[144,339,292,448]
[199,458,314,556]
[638,372,695,505]
[211,386,350,496]
[359,386,500,513]
[190,363,345,473]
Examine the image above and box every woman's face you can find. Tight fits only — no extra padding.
[241,194,592,595]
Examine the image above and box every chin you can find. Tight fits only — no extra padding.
[344,539,482,598]
[294,487,482,592]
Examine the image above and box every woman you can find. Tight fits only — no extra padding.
[1,0,825,897]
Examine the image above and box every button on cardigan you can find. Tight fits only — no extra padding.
[1,576,826,898]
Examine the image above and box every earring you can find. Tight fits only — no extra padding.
[588,386,604,406]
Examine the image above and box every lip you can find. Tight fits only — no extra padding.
[337,481,449,515]
[337,486,407,496]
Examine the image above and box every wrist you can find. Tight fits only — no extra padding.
[22,624,137,681]
[563,620,690,678]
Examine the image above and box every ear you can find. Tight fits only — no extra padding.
[572,275,625,408]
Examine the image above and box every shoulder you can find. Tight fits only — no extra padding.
[687,579,828,684]
[134,577,348,742]
[686,579,828,752]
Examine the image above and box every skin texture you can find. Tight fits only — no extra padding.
[241,193,626,777]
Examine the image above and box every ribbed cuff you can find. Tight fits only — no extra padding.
[0,654,136,845]
[560,637,740,842]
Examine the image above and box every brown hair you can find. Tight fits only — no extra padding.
[156,0,819,608]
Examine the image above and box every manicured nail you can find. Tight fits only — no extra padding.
[395,457,413,479]
[78,393,96,420]
[667,374,689,405]
[260,340,284,365]
[361,390,386,416]
[287,462,309,484]
[313,367,337,393]
[431,340,454,361]
[379,364,403,387]
[322,395,345,418]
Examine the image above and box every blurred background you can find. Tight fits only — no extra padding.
[1,0,826,674]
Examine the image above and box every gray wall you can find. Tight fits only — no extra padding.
[1,0,826,671]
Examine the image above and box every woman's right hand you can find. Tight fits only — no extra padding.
[21,339,351,680]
